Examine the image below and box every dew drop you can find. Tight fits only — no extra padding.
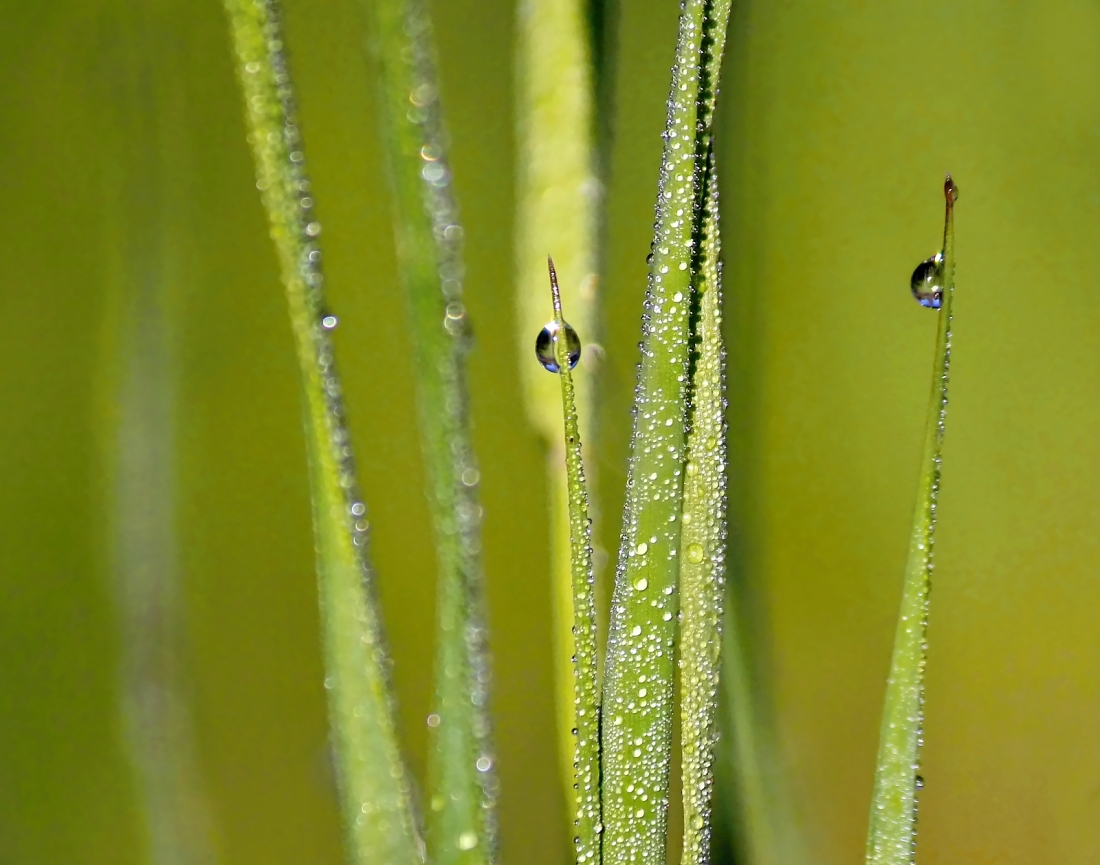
[910,253,944,309]
[633,577,649,592]
[686,543,705,564]
[321,314,339,330]
[457,831,478,851]
[535,320,582,372]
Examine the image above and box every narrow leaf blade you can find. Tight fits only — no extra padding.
[678,152,727,865]
[866,177,958,865]
[366,1,496,863]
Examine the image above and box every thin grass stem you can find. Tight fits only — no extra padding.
[546,258,602,865]
[222,3,423,862]
[866,175,959,865]
[365,2,496,863]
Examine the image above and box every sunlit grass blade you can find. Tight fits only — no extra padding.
[678,150,726,865]
[514,0,602,805]
[599,2,730,861]
[866,175,959,865]
[222,3,423,863]
[544,258,602,865]
[366,2,496,863]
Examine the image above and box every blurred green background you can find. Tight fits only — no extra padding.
[2,0,1099,863]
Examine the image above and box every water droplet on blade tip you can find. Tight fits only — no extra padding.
[535,320,581,372]
[910,253,944,309]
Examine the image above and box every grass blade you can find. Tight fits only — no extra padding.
[515,0,602,805]
[866,175,959,865]
[98,95,219,862]
[678,150,727,865]
[222,3,423,862]
[366,2,496,863]
[599,2,729,861]
[544,259,602,865]
[677,4,730,861]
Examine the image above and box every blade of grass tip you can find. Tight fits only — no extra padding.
[222,4,423,863]
[866,175,959,865]
[599,2,729,861]
[544,258,602,865]
[515,0,601,806]
[366,2,496,863]
[677,4,730,862]
[678,148,727,865]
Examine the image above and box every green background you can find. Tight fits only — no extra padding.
[2,0,1099,863]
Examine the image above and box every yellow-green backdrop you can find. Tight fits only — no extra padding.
[1,1,1098,864]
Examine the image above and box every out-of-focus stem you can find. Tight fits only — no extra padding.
[223,3,423,863]
[515,0,602,804]
[366,1,496,863]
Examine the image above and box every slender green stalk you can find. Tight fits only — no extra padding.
[866,176,958,865]
[545,259,602,865]
[366,3,496,864]
[222,4,423,863]
[678,151,727,865]
[515,0,602,799]
[600,3,729,861]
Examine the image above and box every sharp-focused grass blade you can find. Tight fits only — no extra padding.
[545,259,602,865]
[677,4,730,861]
[222,3,423,863]
[366,2,496,864]
[514,0,602,804]
[599,2,730,862]
[866,176,958,865]
[678,151,727,865]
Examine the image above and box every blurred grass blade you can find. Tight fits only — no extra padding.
[366,2,496,863]
[599,3,729,862]
[545,259,602,865]
[515,0,602,804]
[678,150,726,865]
[866,176,959,865]
[222,3,423,863]
[99,80,219,863]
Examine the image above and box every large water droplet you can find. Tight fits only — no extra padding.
[535,320,581,372]
[685,543,704,564]
[910,252,944,309]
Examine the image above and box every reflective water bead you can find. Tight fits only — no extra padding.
[535,320,581,372]
[457,831,478,851]
[910,253,944,309]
